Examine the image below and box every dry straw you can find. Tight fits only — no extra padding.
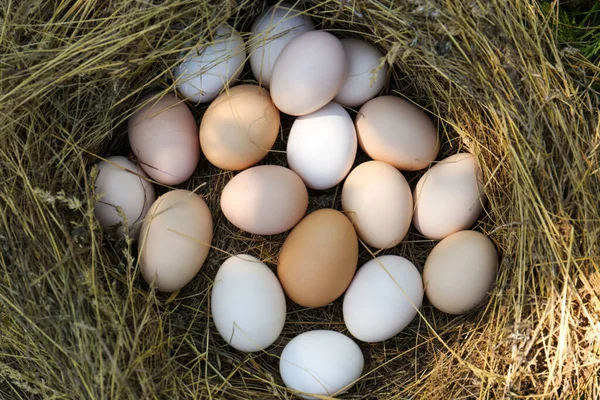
[1,0,599,399]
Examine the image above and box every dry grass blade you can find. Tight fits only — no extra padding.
[1,0,599,399]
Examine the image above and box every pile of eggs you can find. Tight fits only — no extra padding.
[93,3,498,399]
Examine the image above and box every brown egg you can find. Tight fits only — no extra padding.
[220,165,308,235]
[342,161,413,249]
[356,96,439,171]
[200,85,280,170]
[278,209,358,307]
[128,93,199,185]
[138,190,213,292]
[423,230,497,315]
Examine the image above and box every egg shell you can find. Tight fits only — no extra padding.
[138,190,213,292]
[334,38,388,108]
[280,330,364,399]
[341,161,413,249]
[128,93,199,185]
[423,230,497,314]
[356,96,439,171]
[286,102,357,190]
[174,24,246,103]
[94,156,155,237]
[220,165,308,235]
[249,2,314,87]
[270,31,348,116]
[413,153,485,240]
[199,84,280,170]
[278,209,358,307]
[343,255,423,343]
[211,254,286,352]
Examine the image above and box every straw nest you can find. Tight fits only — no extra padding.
[1,0,599,399]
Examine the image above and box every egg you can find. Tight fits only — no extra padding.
[199,84,280,170]
[334,38,388,108]
[356,96,439,171]
[413,153,485,240]
[94,156,155,237]
[286,102,357,190]
[342,161,412,249]
[128,93,199,185]
[278,209,358,307]
[270,31,348,116]
[423,230,497,314]
[138,190,213,292]
[280,330,364,399]
[220,165,308,235]
[343,255,423,342]
[249,2,314,87]
[211,254,286,352]
[174,24,246,103]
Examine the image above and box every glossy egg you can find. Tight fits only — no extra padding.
[199,84,280,170]
[423,230,497,314]
[356,96,439,171]
[413,153,485,240]
[249,2,314,87]
[343,255,423,342]
[270,31,348,116]
[138,190,213,292]
[174,24,246,103]
[286,102,357,190]
[128,93,199,185]
[94,156,155,237]
[211,255,286,352]
[342,161,413,249]
[280,330,364,399]
[334,38,388,108]
[220,165,308,235]
[278,209,358,307]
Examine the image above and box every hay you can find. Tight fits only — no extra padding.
[1,0,599,398]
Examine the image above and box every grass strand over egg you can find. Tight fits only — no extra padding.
[1,0,599,399]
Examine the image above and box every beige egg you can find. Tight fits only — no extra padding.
[342,161,413,249]
[138,189,213,292]
[423,230,497,314]
[220,165,308,235]
[356,96,439,171]
[270,31,348,116]
[94,156,155,237]
[278,209,358,307]
[413,153,485,240]
[128,93,199,185]
[199,85,280,170]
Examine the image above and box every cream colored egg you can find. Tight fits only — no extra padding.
[334,38,388,108]
[342,161,413,249]
[139,190,213,292]
[199,84,280,170]
[220,165,308,235]
[249,2,314,87]
[356,96,439,171]
[413,153,485,240]
[94,156,155,237]
[270,31,348,116]
[423,230,497,314]
[128,93,199,185]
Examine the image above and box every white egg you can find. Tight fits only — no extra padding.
[343,255,423,342]
[249,2,314,87]
[286,102,357,190]
[334,38,388,108]
[174,24,246,103]
[211,255,286,352]
[280,330,363,399]
[94,156,155,237]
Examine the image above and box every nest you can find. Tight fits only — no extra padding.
[1,0,599,398]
